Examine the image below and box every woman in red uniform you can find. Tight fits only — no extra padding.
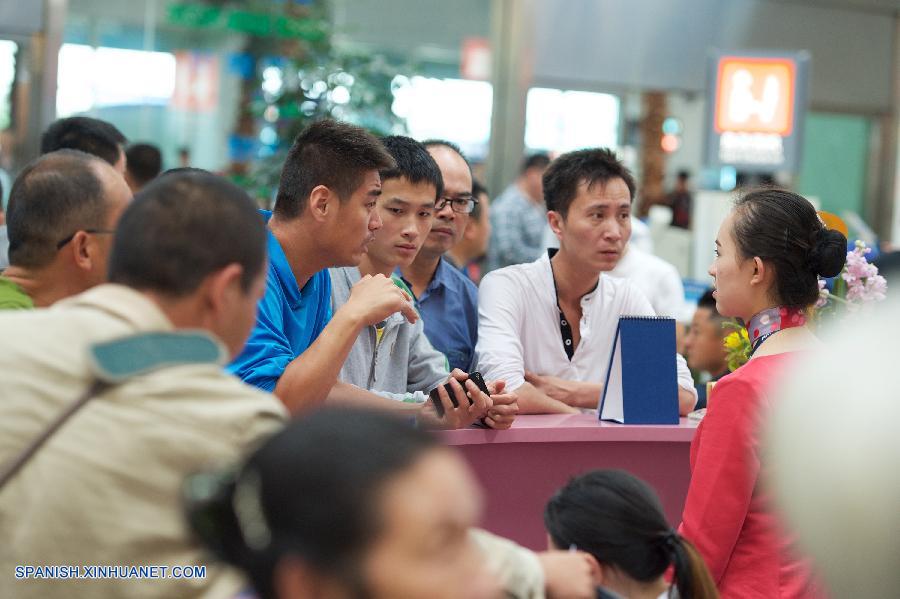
[679,188,846,598]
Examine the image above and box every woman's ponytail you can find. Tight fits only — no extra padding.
[668,533,719,599]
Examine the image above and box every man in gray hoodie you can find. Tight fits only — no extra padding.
[331,136,518,429]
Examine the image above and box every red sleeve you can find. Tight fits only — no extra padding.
[679,374,760,583]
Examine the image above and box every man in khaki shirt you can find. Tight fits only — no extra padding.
[0,170,286,598]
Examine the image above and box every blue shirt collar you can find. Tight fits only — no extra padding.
[262,210,305,311]
[395,257,451,300]
[427,257,456,293]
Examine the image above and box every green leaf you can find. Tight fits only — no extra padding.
[832,276,847,299]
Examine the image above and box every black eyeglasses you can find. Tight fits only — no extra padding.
[435,195,479,214]
[56,229,116,250]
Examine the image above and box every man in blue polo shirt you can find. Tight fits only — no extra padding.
[398,141,480,372]
[229,121,490,429]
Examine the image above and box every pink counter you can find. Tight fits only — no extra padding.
[438,414,698,550]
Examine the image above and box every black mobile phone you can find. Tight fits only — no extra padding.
[428,371,490,417]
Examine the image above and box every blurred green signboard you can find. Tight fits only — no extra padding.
[167,2,326,41]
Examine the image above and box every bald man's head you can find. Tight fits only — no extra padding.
[7,150,130,268]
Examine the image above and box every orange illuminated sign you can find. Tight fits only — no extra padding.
[714,57,796,136]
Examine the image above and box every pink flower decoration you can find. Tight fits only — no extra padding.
[824,241,888,309]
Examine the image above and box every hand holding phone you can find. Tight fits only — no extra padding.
[429,371,490,417]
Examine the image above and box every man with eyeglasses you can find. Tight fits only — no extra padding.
[398,140,481,372]
[0,150,131,309]
[445,178,492,284]
[0,116,126,290]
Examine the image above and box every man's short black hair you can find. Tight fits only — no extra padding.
[40,116,126,167]
[108,171,266,297]
[125,143,163,187]
[273,119,395,219]
[696,289,728,342]
[521,152,551,174]
[6,150,109,269]
[471,178,489,221]
[697,289,728,337]
[379,136,443,200]
[543,148,636,217]
[697,289,726,325]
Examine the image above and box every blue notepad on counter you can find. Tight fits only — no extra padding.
[598,316,679,425]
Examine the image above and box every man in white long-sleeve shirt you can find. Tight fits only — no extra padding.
[476,148,697,415]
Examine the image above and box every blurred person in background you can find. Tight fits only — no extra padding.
[399,140,480,373]
[124,142,163,192]
[487,153,551,272]
[872,247,900,298]
[0,135,10,270]
[0,138,10,211]
[1,150,131,309]
[446,178,491,284]
[546,469,719,599]
[684,289,731,410]
[679,188,846,597]
[767,300,900,599]
[0,177,7,271]
[664,170,692,230]
[606,243,689,321]
[187,407,597,599]
[40,116,127,176]
[178,146,192,168]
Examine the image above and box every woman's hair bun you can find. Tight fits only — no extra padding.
[808,228,847,278]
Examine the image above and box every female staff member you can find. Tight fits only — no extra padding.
[679,188,846,597]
